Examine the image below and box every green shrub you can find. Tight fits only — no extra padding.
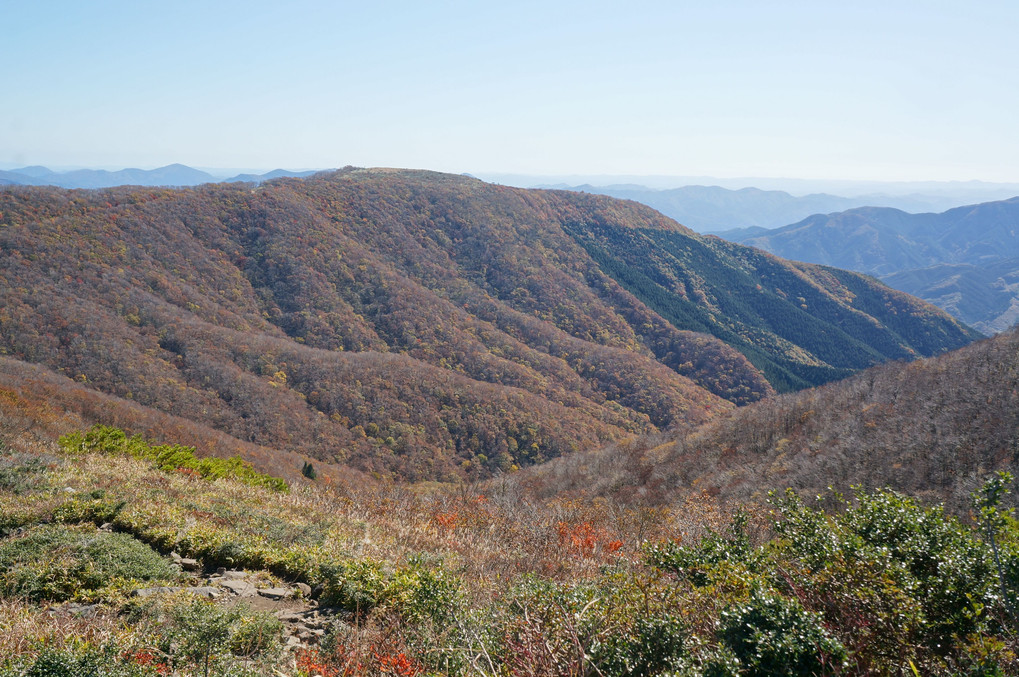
[774,487,997,654]
[59,425,288,493]
[973,471,1019,626]
[589,613,689,676]
[54,489,126,525]
[0,451,51,495]
[0,645,157,677]
[319,557,460,624]
[718,587,846,676]
[230,610,284,658]
[159,597,240,671]
[846,489,994,651]
[0,523,177,601]
[156,597,284,674]
[646,508,762,586]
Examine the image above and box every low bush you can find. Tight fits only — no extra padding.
[0,645,159,677]
[59,425,288,493]
[0,523,177,601]
[589,613,689,677]
[319,556,460,625]
[0,451,51,496]
[717,587,846,676]
[645,508,763,586]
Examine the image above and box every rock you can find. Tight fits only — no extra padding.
[257,587,291,600]
[189,586,221,599]
[295,582,312,597]
[221,569,248,580]
[219,579,257,597]
[98,523,113,531]
[170,552,182,561]
[133,586,220,598]
[63,603,99,618]
[134,586,181,597]
[179,558,201,571]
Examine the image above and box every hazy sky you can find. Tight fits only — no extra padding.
[4,1,1018,181]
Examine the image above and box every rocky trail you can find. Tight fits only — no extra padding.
[132,558,343,653]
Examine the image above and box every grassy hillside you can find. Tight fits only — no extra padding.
[2,370,1018,675]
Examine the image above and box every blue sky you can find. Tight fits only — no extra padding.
[3,1,1018,181]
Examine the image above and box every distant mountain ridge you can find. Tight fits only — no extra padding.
[0,164,323,189]
[724,197,1019,333]
[545,183,1005,232]
[8,166,1017,229]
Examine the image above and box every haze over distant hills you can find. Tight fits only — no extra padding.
[0,163,322,189]
[547,184,889,232]
[724,198,1019,334]
[7,164,1019,233]
[480,173,1019,231]
[541,183,1019,233]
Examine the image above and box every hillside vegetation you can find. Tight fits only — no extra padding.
[2,371,1019,675]
[0,169,976,480]
[513,326,1019,516]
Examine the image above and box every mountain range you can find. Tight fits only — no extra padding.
[2,168,1017,677]
[0,163,320,189]
[536,183,1017,232]
[722,198,1019,333]
[0,169,976,481]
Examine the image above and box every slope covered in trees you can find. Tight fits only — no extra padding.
[0,169,976,479]
[564,209,979,391]
[515,326,1019,513]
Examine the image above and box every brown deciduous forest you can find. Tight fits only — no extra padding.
[514,326,1019,513]
[0,169,977,481]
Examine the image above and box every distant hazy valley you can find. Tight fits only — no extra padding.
[720,198,1019,334]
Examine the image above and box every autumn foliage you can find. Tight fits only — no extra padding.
[0,169,974,482]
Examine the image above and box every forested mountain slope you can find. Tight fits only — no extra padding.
[0,169,976,480]
[515,327,1019,512]
[567,220,978,391]
[0,355,350,487]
